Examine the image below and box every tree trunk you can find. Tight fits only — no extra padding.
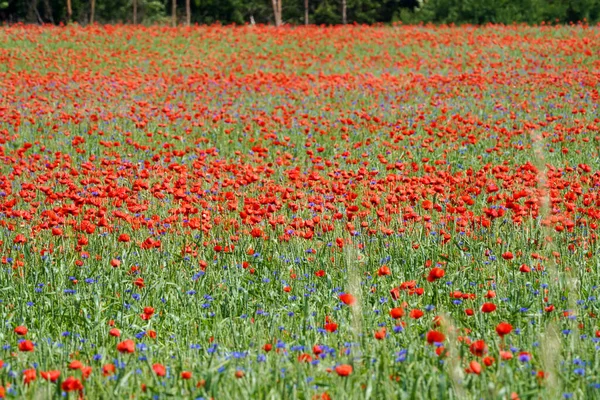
[271,0,281,26]
[90,0,95,23]
[341,0,346,24]
[278,0,282,24]
[304,0,308,25]
[185,0,190,25]
[132,0,137,24]
[172,0,176,27]
[66,0,72,22]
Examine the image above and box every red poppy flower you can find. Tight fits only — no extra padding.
[501,252,514,260]
[339,293,356,306]
[18,340,34,352]
[61,376,83,392]
[427,267,445,282]
[103,364,116,376]
[69,360,83,370]
[41,370,60,382]
[377,265,391,276]
[435,346,448,357]
[496,322,513,337]
[483,357,495,366]
[324,322,338,333]
[116,339,135,353]
[118,234,130,242]
[13,234,26,244]
[389,307,404,319]
[313,345,323,355]
[23,369,36,384]
[469,360,482,375]
[82,366,92,380]
[469,340,488,357]
[315,269,326,277]
[481,303,497,313]
[181,371,192,379]
[335,364,353,376]
[152,363,166,377]
[409,309,424,319]
[426,330,445,344]
[263,343,272,352]
[109,328,121,337]
[14,326,28,336]
[133,278,145,288]
[298,353,313,362]
[537,370,546,381]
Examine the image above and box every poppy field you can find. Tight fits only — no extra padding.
[0,23,600,399]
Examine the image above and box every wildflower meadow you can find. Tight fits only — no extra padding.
[0,23,599,399]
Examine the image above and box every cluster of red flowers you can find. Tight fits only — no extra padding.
[0,23,598,398]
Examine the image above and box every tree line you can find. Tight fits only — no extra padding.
[1,0,600,26]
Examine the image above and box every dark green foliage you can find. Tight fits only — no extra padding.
[2,0,600,25]
[405,0,600,25]
[313,0,340,24]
